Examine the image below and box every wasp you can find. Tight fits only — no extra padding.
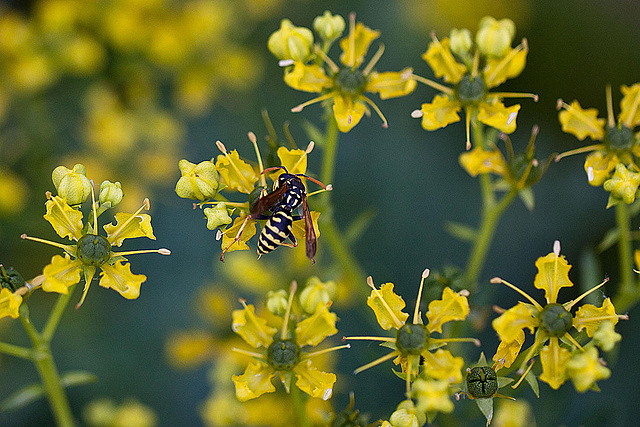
[219,166,328,263]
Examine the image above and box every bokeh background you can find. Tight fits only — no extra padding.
[1,0,640,425]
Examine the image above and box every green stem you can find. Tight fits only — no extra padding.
[42,286,75,342]
[613,202,639,311]
[290,384,311,427]
[319,116,339,209]
[0,341,33,360]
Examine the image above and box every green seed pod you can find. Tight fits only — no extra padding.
[456,74,486,104]
[52,164,92,205]
[267,338,300,371]
[175,159,219,201]
[476,16,516,57]
[99,180,124,208]
[396,324,428,355]
[334,68,367,96]
[538,303,573,337]
[268,19,314,62]
[313,11,345,43]
[76,234,111,266]
[0,265,26,292]
[466,366,498,398]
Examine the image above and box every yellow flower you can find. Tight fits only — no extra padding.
[413,379,454,414]
[0,265,35,320]
[345,270,478,396]
[83,397,158,427]
[557,83,640,204]
[459,146,507,177]
[412,17,535,149]
[231,282,346,402]
[22,173,170,308]
[272,13,416,132]
[491,240,626,390]
[566,347,611,392]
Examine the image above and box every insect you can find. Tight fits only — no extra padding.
[219,166,328,263]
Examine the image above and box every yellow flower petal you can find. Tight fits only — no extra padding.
[413,379,454,414]
[232,361,276,402]
[533,251,573,304]
[99,261,146,299]
[332,95,368,132]
[618,83,640,127]
[584,151,618,186]
[566,347,610,392]
[0,288,22,320]
[367,282,409,330]
[294,359,336,400]
[339,22,380,68]
[418,94,461,130]
[43,195,84,241]
[215,150,258,194]
[477,99,520,133]
[366,68,417,99]
[558,100,605,141]
[221,215,257,253]
[603,163,640,204]
[492,329,525,370]
[539,338,571,390]
[295,304,338,347]
[483,46,527,88]
[42,254,83,294]
[492,302,538,343]
[232,303,277,348]
[104,212,155,247]
[573,298,618,337]
[422,37,465,84]
[421,349,464,384]
[426,287,469,334]
[283,62,332,93]
[459,146,506,177]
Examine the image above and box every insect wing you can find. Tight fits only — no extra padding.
[302,195,317,262]
[251,181,289,216]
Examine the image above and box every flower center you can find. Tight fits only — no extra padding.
[0,266,26,292]
[267,338,300,371]
[76,234,111,266]
[604,125,635,152]
[396,324,428,355]
[538,303,573,337]
[456,74,486,104]
[334,68,367,96]
[466,366,498,398]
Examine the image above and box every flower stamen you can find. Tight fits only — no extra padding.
[362,43,385,76]
[564,277,609,310]
[216,140,254,191]
[353,350,399,375]
[413,268,429,324]
[106,198,151,246]
[490,277,543,311]
[291,93,335,113]
[485,38,528,85]
[303,344,351,359]
[248,132,267,188]
[20,234,75,253]
[361,95,389,128]
[281,281,297,340]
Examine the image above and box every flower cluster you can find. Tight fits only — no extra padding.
[557,83,640,207]
[345,270,479,422]
[268,12,416,132]
[491,241,627,392]
[175,128,329,261]
[411,16,537,149]
[231,281,348,402]
[21,164,170,308]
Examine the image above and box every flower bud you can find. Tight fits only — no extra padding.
[475,16,515,57]
[99,180,123,208]
[268,19,314,62]
[52,164,92,205]
[175,159,219,201]
[266,289,289,316]
[449,28,473,58]
[299,277,336,314]
[313,11,345,43]
[389,400,421,427]
[204,203,232,230]
[593,320,622,352]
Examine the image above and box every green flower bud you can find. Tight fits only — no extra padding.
[389,400,421,427]
[475,16,516,57]
[268,19,314,62]
[313,11,345,43]
[449,28,473,58]
[99,180,123,208]
[52,164,92,205]
[175,159,219,201]
[204,203,232,231]
[266,289,288,316]
[299,277,336,314]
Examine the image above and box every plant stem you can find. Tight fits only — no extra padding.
[613,202,639,311]
[0,342,33,360]
[42,286,75,342]
[319,116,339,209]
[290,384,311,427]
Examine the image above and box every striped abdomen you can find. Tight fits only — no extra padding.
[257,210,293,256]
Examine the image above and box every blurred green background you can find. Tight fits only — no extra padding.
[1,0,640,425]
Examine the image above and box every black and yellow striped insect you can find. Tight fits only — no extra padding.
[219,166,327,263]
